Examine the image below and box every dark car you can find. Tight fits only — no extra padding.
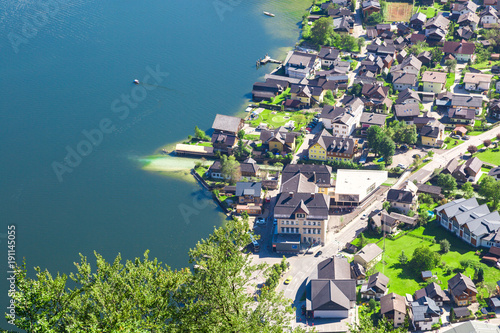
[315,251,323,257]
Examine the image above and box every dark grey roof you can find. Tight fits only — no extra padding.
[239,161,259,174]
[260,127,299,145]
[355,243,383,263]
[411,296,440,322]
[489,167,500,177]
[282,164,332,187]
[211,114,242,133]
[417,184,442,196]
[309,131,357,156]
[415,282,449,302]
[350,262,366,279]
[387,188,415,204]
[380,293,406,315]
[310,279,356,311]
[367,272,389,293]
[392,72,417,86]
[421,121,444,138]
[451,95,483,108]
[235,182,262,197]
[317,256,351,280]
[280,174,317,193]
[451,307,471,319]
[465,156,482,174]
[360,112,387,126]
[274,192,329,220]
[448,273,478,298]
[396,88,421,104]
[318,47,341,61]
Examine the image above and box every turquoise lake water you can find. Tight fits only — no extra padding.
[0,0,308,328]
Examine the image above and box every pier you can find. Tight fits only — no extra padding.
[256,55,282,67]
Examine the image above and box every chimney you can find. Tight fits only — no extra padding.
[311,192,315,199]
[289,192,294,198]
[313,171,317,183]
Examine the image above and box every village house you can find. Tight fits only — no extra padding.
[387,181,418,214]
[448,107,476,124]
[463,73,493,91]
[240,157,259,177]
[211,114,244,154]
[273,191,330,247]
[235,182,262,215]
[353,243,383,268]
[380,293,407,328]
[420,120,445,148]
[375,210,418,233]
[489,99,500,119]
[417,51,432,66]
[396,88,421,105]
[448,273,478,306]
[260,127,300,154]
[415,282,450,306]
[391,55,422,75]
[394,103,420,124]
[410,12,427,30]
[480,6,499,25]
[362,83,393,111]
[359,112,387,135]
[362,0,381,17]
[307,129,358,162]
[451,0,479,16]
[333,169,388,207]
[443,41,476,62]
[456,26,475,40]
[422,71,447,93]
[458,12,480,30]
[350,262,366,284]
[424,14,450,42]
[416,183,444,201]
[284,51,320,79]
[251,79,287,102]
[361,272,389,299]
[488,167,500,180]
[392,72,418,91]
[410,296,441,331]
[289,84,323,106]
[451,95,483,114]
[436,197,500,247]
[320,98,364,135]
[318,46,341,68]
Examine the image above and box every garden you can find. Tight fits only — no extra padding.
[247,109,314,130]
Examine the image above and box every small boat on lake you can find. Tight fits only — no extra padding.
[263,11,275,17]
[133,79,140,84]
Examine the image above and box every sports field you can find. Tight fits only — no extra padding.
[385,2,413,22]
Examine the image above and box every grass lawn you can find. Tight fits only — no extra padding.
[270,87,291,105]
[371,220,500,296]
[445,72,455,90]
[473,60,500,70]
[445,139,464,149]
[247,109,312,129]
[468,130,483,136]
[243,134,260,141]
[476,147,500,165]
[418,6,437,18]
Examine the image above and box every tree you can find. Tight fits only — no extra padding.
[10,218,304,332]
[366,12,384,25]
[417,210,431,227]
[379,135,396,166]
[350,83,363,97]
[440,239,451,254]
[367,125,384,152]
[310,17,334,46]
[401,124,418,145]
[445,59,457,72]
[410,246,441,273]
[194,126,210,141]
[220,155,241,184]
[368,298,377,311]
[383,201,391,211]
[477,267,485,283]
[461,182,474,199]
[467,145,478,155]
[350,315,409,333]
[484,139,492,148]
[358,233,367,249]
[437,173,457,194]
[478,176,500,209]
[237,129,245,140]
[399,250,408,265]
[431,47,443,67]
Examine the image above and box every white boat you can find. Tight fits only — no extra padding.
[263,11,275,17]
[133,79,140,84]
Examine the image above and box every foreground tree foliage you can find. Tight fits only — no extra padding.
[10,218,304,333]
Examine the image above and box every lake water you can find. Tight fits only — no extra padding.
[0,0,309,328]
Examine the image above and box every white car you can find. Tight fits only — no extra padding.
[397,164,406,169]
[255,218,266,225]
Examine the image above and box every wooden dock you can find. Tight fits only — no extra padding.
[256,55,282,67]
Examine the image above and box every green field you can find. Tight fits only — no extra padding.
[445,72,455,90]
[247,109,313,129]
[476,147,500,165]
[370,221,500,296]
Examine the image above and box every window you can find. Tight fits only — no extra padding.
[303,221,307,225]
[296,213,305,218]
[312,222,316,226]
[308,221,311,225]
[281,227,285,233]
[318,222,321,226]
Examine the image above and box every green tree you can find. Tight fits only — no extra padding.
[366,12,384,25]
[478,176,500,209]
[358,233,367,249]
[367,125,384,154]
[383,201,391,211]
[379,135,396,166]
[461,182,474,199]
[440,239,450,254]
[350,315,409,332]
[410,246,440,273]
[350,83,363,97]
[401,125,418,145]
[10,218,304,332]
[399,250,408,265]
[430,47,443,67]
[445,59,457,72]
[368,298,377,311]
[437,173,457,194]
[237,129,245,140]
[194,126,210,141]
[220,155,241,184]
[310,17,334,46]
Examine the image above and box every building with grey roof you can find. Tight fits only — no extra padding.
[411,296,441,331]
[394,103,420,124]
[414,282,450,306]
[353,243,383,268]
[360,272,389,299]
[380,293,407,328]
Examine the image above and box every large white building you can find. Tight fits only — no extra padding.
[333,170,388,206]
[320,98,364,135]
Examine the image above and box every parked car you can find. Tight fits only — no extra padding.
[255,218,266,225]
[284,276,292,285]
[451,134,461,139]
[397,163,406,169]
[315,251,323,257]
[462,135,470,140]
